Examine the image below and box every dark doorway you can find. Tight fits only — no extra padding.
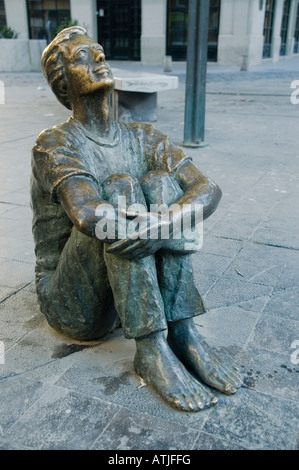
[280,0,290,56]
[294,3,299,53]
[263,0,276,58]
[97,0,141,60]
[166,0,221,62]
[0,0,6,28]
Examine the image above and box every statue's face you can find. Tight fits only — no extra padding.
[62,35,114,99]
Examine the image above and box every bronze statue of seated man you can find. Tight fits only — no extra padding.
[31,26,242,411]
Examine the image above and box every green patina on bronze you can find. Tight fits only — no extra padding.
[31,26,242,411]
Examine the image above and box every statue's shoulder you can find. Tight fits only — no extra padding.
[34,120,75,151]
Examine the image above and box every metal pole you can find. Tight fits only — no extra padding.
[183,0,210,146]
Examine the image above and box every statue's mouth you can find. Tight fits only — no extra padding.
[93,65,111,75]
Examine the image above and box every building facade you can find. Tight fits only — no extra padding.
[1,0,299,67]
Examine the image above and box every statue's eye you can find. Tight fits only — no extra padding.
[75,49,88,60]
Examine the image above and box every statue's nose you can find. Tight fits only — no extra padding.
[94,49,105,62]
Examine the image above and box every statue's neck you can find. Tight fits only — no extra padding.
[72,91,114,139]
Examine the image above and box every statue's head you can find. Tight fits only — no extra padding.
[41,26,114,110]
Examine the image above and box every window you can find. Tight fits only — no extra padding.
[167,0,188,57]
[209,0,221,62]
[263,0,276,58]
[97,0,141,60]
[166,0,221,62]
[280,0,290,56]
[27,0,70,42]
[293,3,299,53]
[0,0,6,28]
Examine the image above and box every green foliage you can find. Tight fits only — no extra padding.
[55,18,79,35]
[0,26,18,39]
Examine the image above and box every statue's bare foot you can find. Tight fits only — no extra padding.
[167,319,243,395]
[134,331,218,411]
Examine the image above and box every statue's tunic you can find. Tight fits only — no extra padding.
[31,118,204,340]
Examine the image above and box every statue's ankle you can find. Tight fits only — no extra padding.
[135,330,167,356]
[168,318,191,333]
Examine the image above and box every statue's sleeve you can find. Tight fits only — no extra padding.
[143,124,193,174]
[32,127,98,203]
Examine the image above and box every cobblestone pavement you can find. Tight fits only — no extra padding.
[0,58,298,451]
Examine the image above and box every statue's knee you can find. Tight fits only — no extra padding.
[140,170,184,206]
[101,173,145,205]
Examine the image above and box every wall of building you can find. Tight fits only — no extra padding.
[141,0,167,65]
[4,0,28,39]
[70,0,97,40]
[1,0,299,71]
[271,0,285,62]
[0,38,46,72]
[215,0,299,67]
[217,0,252,66]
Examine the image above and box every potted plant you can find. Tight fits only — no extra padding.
[0,26,18,39]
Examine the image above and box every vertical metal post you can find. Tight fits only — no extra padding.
[183,0,210,146]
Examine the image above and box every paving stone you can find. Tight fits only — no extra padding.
[242,345,299,403]
[0,259,34,288]
[0,290,41,325]
[3,386,121,450]
[0,285,15,302]
[193,251,234,278]
[194,304,259,349]
[246,171,297,206]
[248,313,299,356]
[203,276,272,310]
[69,329,137,369]
[237,296,269,313]
[0,203,18,216]
[193,272,218,297]
[0,214,32,240]
[251,195,299,250]
[223,242,293,287]
[263,287,299,321]
[55,357,138,407]
[0,190,30,208]
[194,431,246,450]
[273,254,299,290]
[5,205,33,222]
[199,235,243,258]
[210,199,273,241]
[121,381,212,430]
[0,320,30,351]
[1,337,56,376]
[92,407,199,450]
[202,387,299,450]
[0,235,35,264]
[0,376,46,442]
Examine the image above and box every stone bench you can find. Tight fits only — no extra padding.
[111,68,179,122]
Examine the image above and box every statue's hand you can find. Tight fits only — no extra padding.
[105,210,171,260]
